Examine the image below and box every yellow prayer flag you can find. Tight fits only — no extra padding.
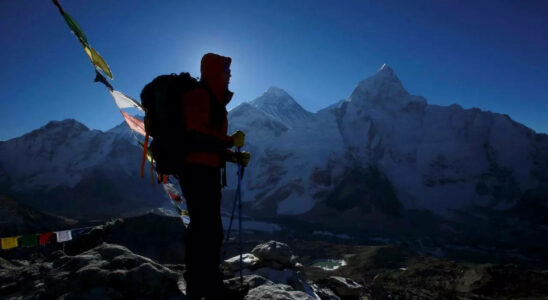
[84,45,113,79]
[1,237,19,250]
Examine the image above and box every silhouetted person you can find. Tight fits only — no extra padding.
[179,53,249,300]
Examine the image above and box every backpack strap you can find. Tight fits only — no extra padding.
[140,133,150,178]
[200,83,226,130]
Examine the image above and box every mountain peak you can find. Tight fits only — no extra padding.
[369,63,400,83]
[249,87,313,125]
[44,119,89,131]
[19,118,90,142]
[349,64,408,104]
[377,63,396,76]
[265,86,290,98]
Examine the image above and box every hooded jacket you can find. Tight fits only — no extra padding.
[182,53,234,167]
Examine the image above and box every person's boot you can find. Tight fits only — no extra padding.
[185,287,205,300]
[183,271,206,300]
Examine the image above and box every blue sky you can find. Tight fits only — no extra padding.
[1,0,547,141]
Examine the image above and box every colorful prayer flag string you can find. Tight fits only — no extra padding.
[52,0,190,227]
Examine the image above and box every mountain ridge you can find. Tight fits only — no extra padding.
[1,65,547,227]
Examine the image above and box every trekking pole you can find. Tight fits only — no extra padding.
[220,149,244,266]
[221,174,239,255]
[237,148,244,287]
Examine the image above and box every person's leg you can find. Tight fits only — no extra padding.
[180,165,222,297]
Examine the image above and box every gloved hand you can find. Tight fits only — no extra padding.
[226,150,251,167]
[231,130,245,148]
[237,151,251,167]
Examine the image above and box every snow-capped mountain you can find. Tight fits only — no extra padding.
[1,65,547,227]
[0,119,164,219]
[228,65,548,219]
[249,86,314,127]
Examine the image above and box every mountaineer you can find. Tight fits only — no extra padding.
[141,52,249,299]
[179,53,250,299]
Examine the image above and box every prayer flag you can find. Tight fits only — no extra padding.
[110,90,143,111]
[94,70,114,91]
[19,234,39,247]
[84,45,113,79]
[52,0,88,46]
[56,230,72,243]
[1,237,19,250]
[163,183,183,203]
[39,232,54,245]
[121,111,146,136]
[62,11,88,46]
[53,0,112,78]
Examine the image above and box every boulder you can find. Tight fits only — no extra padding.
[251,241,296,267]
[245,284,315,300]
[225,253,261,272]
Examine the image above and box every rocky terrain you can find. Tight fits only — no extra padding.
[1,214,547,299]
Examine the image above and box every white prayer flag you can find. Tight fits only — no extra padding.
[56,230,73,243]
[110,90,143,111]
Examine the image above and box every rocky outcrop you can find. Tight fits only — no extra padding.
[0,243,183,299]
[225,241,329,299]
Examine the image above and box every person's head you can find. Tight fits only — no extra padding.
[200,53,231,87]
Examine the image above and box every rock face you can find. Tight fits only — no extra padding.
[0,243,182,299]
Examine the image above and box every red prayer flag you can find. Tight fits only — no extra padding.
[120,111,146,136]
[39,232,54,245]
[168,193,183,203]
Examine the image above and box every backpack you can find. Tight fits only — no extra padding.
[140,72,198,178]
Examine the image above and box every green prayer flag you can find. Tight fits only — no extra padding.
[19,234,39,247]
[62,12,88,46]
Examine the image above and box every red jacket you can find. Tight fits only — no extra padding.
[182,53,234,167]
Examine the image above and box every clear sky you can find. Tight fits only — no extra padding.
[1,0,547,141]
